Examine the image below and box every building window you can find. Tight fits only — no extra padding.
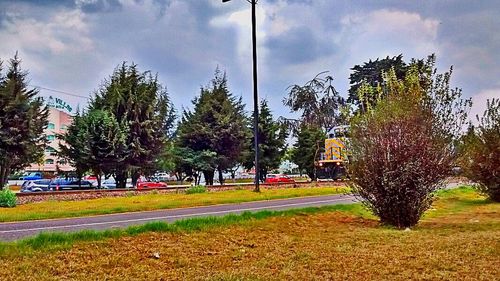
[60,124,67,130]
[45,159,55,165]
[58,159,67,165]
[47,135,55,141]
[45,146,57,156]
[47,123,55,130]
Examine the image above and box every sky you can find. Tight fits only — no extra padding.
[0,0,498,121]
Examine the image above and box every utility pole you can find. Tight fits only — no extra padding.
[223,0,260,192]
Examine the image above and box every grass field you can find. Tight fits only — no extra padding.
[0,186,348,222]
[0,187,497,280]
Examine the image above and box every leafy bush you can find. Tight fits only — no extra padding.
[459,99,500,201]
[349,62,470,228]
[185,185,207,194]
[0,188,17,208]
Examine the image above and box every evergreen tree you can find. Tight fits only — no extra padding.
[57,111,90,183]
[0,54,48,188]
[91,63,174,188]
[291,125,325,180]
[177,69,248,185]
[348,54,434,112]
[86,110,128,188]
[244,100,288,182]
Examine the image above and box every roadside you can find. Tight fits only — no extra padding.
[0,187,497,280]
[0,186,348,223]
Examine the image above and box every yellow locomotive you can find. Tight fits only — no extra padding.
[316,125,350,180]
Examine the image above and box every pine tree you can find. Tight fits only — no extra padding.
[91,63,174,188]
[177,69,248,185]
[86,110,128,188]
[0,54,48,188]
[244,99,288,182]
[57,111,90,183]
[291,125,325,180]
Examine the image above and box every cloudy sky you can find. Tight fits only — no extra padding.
[0,0,498,120]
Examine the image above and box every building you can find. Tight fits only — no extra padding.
[26,99,74,174]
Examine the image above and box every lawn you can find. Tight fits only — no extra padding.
[0,186,348,222]
[0,187,497,280]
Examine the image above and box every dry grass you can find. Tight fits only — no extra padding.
[0,186,347,222]
[0,187,498,280]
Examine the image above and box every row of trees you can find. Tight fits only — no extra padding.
[58,67,288,188]
[1,53,497,231]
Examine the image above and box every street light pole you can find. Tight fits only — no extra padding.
[223,0,260,192]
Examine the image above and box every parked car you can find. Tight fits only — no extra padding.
[20,172,44,181]
[48,178,95,191]
[101,178,133,189]
[264,174,295,184]
[136,177,167,189]
[20,179,52,192]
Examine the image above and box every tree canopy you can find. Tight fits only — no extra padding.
[176,69,248,185]
[0,54,48,188]
[244,99,288,182]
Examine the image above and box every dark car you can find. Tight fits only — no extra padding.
[20,179,52,192]
[48,179,95,191]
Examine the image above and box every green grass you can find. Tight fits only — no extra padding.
[0,186,488,257]
[0,187,348,222]
[0,203,366,257]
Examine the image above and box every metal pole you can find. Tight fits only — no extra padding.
[251,0,260,192]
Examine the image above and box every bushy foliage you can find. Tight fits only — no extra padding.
[0,54,48,187]
[291,125,325,180]
[185,185,207,194]
[244,100,288,182]
[350,62,470,228]
[0,188,16,207]
[459,99,500,201]
[176,68,248,185]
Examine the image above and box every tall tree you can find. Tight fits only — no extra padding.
[349,54,434,112]
[291,125,325,180]
[0,54,48,188]
[57,111,90,183]
[244,100,288,182]
[91,63,174,188]
[283,72,346,133]
[86,110,128,188]
[177,69,248,185]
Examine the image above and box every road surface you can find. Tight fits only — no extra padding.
[0,194,356,241]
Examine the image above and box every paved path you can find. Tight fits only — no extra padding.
[0,194,356,241]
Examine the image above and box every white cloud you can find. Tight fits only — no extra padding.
[470,88,500,123]
[340,9,440,64]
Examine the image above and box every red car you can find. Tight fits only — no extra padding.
[264,174,295,184]
[136,177,167,189]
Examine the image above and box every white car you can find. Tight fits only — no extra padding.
[101,178,133,189]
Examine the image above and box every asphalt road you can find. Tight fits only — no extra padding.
[0,194,356,241]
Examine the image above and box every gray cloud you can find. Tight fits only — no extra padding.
[0,0,497,121]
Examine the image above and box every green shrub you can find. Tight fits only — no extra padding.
[0,188,17,208]
[349,64,470,228]
[185,185,207,194]
[459,99,500,202]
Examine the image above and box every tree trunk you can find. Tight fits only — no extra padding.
[218,167,224,185]
[131,170,140,188]
[203,170,214,186]
[0,164,10,190]
[116,170,127,189]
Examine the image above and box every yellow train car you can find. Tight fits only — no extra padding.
[316,125,350,180]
